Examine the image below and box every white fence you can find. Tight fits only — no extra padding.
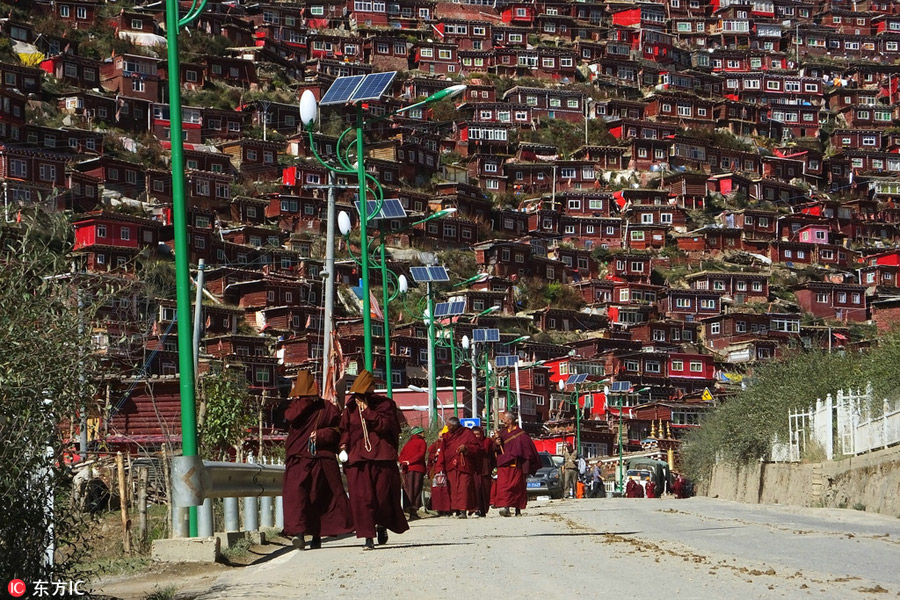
[771,384,900,462]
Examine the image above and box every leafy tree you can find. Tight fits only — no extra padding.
[0,218,98,587]
[199,368,254,460]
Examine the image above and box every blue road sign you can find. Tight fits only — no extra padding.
[460,418,481,429]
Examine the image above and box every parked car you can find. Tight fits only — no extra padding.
[526,452,563,499]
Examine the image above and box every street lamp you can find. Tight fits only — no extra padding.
[337,207,453,397]
[300,83,467,374]
[164,0,212,538]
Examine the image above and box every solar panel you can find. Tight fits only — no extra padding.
[354,199,407,221]
[473,328,501,343]
[610,381,632,392]
[428,266,450,282]
[410,266,430,283]
[495,355,519,368]
[350,72,397,102]
[566,373,588,385]
[434,301,465,317]
[319,75,366,105]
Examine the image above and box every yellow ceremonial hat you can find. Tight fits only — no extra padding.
[349,370,376,395]
[289,371,319,398]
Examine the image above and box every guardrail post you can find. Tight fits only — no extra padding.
[224,497,240,532]
[243,495,259,532]
[198,497,214,537]
[260,496,274,529]
[243,455,259,531]
[275,496,284,530]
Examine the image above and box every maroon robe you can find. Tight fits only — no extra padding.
[438,427,480,512]
[473,435,494,515]
[427,440,451,512]
[282,397,353,537]
[493,426,540,510]
[398,434,427,510]
[340,395,409,539]
[625,479,644,498]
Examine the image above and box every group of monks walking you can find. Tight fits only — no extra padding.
[281,369,541,551]
[404,411,541,520]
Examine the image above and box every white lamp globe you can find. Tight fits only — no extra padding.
[558,380,565,391]
[299,90,318,126]
[338,211,352,236]
[398,274,408,294]
[461,335,470,350]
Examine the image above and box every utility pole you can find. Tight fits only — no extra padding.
[260,100,270,142]
[77,289,87,461]
[321,174,337,392]
[426,282,437,424]
[470,341,478,421]
[514,358,522,428]
[192,259,206,376]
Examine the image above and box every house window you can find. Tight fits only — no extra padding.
[96,224,107,238]
[710,322,721,335]
[120,227,131,241]
[689,361,703,372]
[816,293,828,303]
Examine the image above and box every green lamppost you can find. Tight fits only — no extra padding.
[337,208,457,396]
[299,84,466,373]
[617,392,625,495]
[165,0,211,537]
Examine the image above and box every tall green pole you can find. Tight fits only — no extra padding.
[379,229,392,396]
[166,0,199,537]
[356,105,373,372]
[449,325,458,417]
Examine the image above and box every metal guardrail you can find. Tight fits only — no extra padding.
[171,456,286,538]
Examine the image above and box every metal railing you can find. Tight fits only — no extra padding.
[171,455,285,538]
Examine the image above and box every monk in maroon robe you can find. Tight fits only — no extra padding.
[427,430,451,515]
[281,371,352,550]
[625,478,644,498]
[438,417,480,518]
[472,427,494,517]
[339,370,409,550]
[398,426,427,520]
[493,411,540,517]
[645,480,656,499]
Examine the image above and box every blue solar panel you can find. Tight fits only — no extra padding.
[410,266,430,283]
[428,266,450,282]
[610,381,632,392]
[351,72,397,102]
[566,374,588,385]
[434,301,465,317]
[354,199,407,221]
[495,355,519,367]
[473,328,501,343]
[410,265,449,283]
[319,75,366,105]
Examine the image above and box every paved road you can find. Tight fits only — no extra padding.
[149,498,900,599]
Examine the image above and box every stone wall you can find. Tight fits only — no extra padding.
[703,444,900,516]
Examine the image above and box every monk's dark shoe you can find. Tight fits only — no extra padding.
[291,536,305,551]
[515,508,522,516]
[376,527,389,545]
[498,507,511,517]
[408,511,421,521]
[457,513,467,519]
[309,536,322,549]
[363,538,376,550]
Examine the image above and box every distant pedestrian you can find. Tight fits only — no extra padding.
[493,411,540,517]
[398,426,427,520]
[472,427,494,517]
[673,474,685,499]
[438,417,479,518]
[561,443,578,499]
[588,463,605,498]
[427,427,451,515]
[281,371,352,551]
[645,479,656,499]
[625,477,644,498]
